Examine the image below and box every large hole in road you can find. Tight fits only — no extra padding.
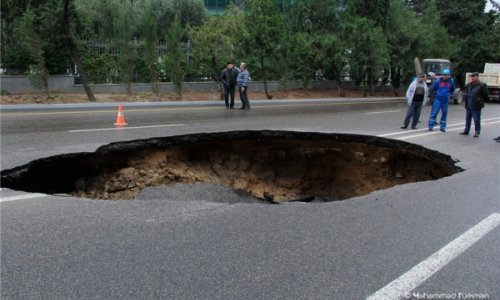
[1,130,462,203]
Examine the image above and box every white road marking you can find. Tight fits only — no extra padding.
[378,117,500,138]
[367,213,500,300]
[0,193,48,203]
[69,123,184,133]
[365,110,401,115]
[398,127,463,140]
[485,120,500,125]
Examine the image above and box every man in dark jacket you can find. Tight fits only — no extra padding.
[460,72,489,137]
[220,62,239,109]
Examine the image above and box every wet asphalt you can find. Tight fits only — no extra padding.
[1,98,499,299]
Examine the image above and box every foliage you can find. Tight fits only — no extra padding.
[140,3,160,94]
[244,0,286,98]
[345,16,389,94]
[12,5,49,92]
[164,15,185,96]
[113,1,137,94]
[1,0,499,93]
[188,5,246,81]
[434,0,499,86]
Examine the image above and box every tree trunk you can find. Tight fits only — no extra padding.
[261,57,273,100]
[333,66,345,97]
[150,64,159,95]
[62,0,96,102]
[391,67,401,97]
[211,54,224,100]
[368,68,375,96]
[127,82,132,95]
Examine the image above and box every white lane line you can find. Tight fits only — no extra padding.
[398,127,463,140]
[378,122,465,137]
[69,123,184,133]
[365,110,401,115]
[378,117,500,138]
[0,193,48,203]
[398,120,500,140]
[367,213,500,300]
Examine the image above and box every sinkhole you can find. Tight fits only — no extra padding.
[0,130,463,203]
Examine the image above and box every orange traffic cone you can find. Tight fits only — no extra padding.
[114,104,127,126]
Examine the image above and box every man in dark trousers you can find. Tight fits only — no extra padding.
[236,62,251,109]
[460,72,489,137]
[401,73,429,129]
[220,62,239,109]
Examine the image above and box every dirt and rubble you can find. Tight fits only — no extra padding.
[0,131,462,203]
[0,88,401,105]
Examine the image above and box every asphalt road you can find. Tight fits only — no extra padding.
[1,97,499,299]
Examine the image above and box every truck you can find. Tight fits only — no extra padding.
[464,63,500,103]
[421,58,463,104]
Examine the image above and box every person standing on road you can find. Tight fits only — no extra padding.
[428,68,454,132]
[220,62,239,109]
[460,72,488,137]
[236,62,251,110]
[401,73,429,129]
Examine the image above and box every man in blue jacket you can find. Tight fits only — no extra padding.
[428,68,454,132]
[236,62,251,110]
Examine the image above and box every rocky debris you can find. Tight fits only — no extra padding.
[0,130,463,203]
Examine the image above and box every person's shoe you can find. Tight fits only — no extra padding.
[473,132,480,138]
[428,128,433,131]
[493,136,500,141]
[401,126,407,129]
[239,107,245,109]
[459,132,469,135]
[496,139,500,143]
[440,128,446,132]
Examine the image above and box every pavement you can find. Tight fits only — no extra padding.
[1,98,499,299]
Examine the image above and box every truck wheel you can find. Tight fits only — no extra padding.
[453,88,463,104]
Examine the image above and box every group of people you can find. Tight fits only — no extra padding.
[402,69,491,139]
[222,63,495,141]
[220,62,251,110]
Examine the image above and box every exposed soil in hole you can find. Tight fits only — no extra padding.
[0,131,462,203]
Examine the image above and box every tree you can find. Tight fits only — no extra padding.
[245,0,286,99]
[283,0,349,95]
[62,0,96,101]
[164,15,185,97]
[385,0,421,95]
[155,0,207,31]
[434,0,499,85]
[312,33,349,96]
[189,5,246,99]
[349,0,391,29]
[141,3,159,95]
[13,5,50,94]
[345,16,389,95]
[113,1,137,94]
[290,32,316,89]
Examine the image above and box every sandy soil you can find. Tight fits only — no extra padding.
[0,88,400,105]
